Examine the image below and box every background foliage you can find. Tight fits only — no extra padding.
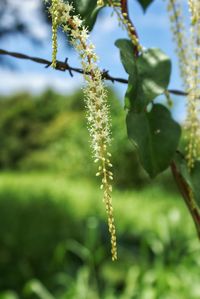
[0,90,199,299]
[0,90,150,188]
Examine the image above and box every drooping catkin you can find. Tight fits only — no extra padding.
[185,0,200,169]
[50,0,59,68]
[166,0,189,87]
[49,0,117,260]
[166,0,200,169]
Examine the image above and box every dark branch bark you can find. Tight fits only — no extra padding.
[0,48,188,97]
[171,161,200,239]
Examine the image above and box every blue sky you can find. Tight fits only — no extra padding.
[0,0,188,121]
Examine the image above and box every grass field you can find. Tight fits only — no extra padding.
[1,172,200,298]
[0,171,193,233]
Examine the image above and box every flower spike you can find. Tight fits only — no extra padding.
[49,0,117,260]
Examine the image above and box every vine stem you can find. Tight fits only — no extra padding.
[170,161,200,239]
[120,0,140,56]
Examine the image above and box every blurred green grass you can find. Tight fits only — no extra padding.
[0,171,192,233]
[1,172,200,299]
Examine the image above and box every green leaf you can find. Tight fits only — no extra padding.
[0,292,18,299]
[135,0,155,11]
[127,104,181,178]
[75,0,97,12]
[130,48,171,111]
[125,74,139,110]
[115,40,172,111]
[137,48,171,101]
[174,153,200,208]
[115,39,139,110]
[71,0,101,31]
[115,39,136,74]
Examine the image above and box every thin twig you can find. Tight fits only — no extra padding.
[0,48,188,96]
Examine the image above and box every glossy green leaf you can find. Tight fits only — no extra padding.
[115,39,136,74]
[115,40,171,111]
[127,104,181,178]
[75,0,97,12]
[115,39,139,110]
[137,49,171,101]
[129,48,171,111]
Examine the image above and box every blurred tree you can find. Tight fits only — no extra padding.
[0,89,151,188]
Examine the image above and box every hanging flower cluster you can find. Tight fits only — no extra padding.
[49,0,117,260]
[50,0,59,68]
[166,0,200,169]
[166,0,189,86]
[185,0,200,169]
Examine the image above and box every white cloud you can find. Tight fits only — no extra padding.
[6,0,49,40]
[0,70,83,95]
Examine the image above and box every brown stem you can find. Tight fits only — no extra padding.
[120,0,140,56]
[120,0,138,40]
[170,160,200,239]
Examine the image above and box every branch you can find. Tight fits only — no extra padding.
[120,0,140,56]
[171,161,200,239]
[0,48,188,96]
